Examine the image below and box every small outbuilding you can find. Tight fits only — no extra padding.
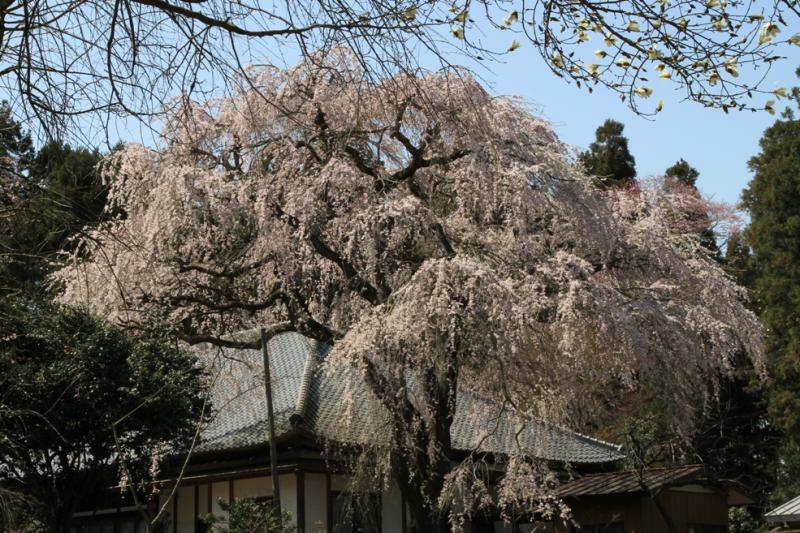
[558,464,755,533]
[766,494,800,532]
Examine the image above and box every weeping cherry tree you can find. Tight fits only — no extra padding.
[55,53,762,531]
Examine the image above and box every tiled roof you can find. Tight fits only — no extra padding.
[767,494,800,523]
[557,464,707,497]
[196,332,623,464]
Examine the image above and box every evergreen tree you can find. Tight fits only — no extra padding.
[663,158,719,255]
[739,70,800,502]
[0,101,34,206]
[741,94,800,444]
[0,138,106,296]
[0,299,209,532]
[665,158,700,187]
[579,119,637,188]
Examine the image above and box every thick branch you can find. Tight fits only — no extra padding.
[272,203,381,305]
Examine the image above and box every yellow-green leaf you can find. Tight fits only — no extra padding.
[508,39,521,52]
[616,55,632,68]
[788,33,800,46]
[587,63,600,77]
[402,6,417,20]
[634,86,653,98]
[656,100,664,113]
[604,32,617,46]
[455,9,468,23]
[627,21,641,32]
[577,30,590,43]
[551,51,565,68]
[452,26,465,39]
[659,69,672,79]
[773,87,788,99]
[504,11,519,25]
[765,100,775,115]
[594,49,608,58]
[759,22,779,45]
[652,18,663,30]
[724,58,739,77]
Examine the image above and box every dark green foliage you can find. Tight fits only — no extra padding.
[663,159,719,255]
[736,73,800,506]
[0,101,35,205]
[727,507,762,533]
[740,103,800,444]
[0,300,209,532]
[692,361,781,502]
[204,499,295,533]
[0,138,106,297]
[665,158,700,188]
[0,104,108,298]
[579,119,636,188]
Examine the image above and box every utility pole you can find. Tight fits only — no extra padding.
[261,328,282,525]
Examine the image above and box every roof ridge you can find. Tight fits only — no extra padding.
[569,429,624,452]
[289,336,319,428]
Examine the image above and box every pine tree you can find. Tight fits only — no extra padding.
[738,72,800,503]
[579,119,637,188]
[741,97,800,444]
[665,158,700,187]
[0,137,106,296]
[663,158,719,255]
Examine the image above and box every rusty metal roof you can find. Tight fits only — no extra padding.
[558,464,708,497]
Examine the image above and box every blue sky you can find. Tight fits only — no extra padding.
[476,42,800,207]
[100,24,800,209]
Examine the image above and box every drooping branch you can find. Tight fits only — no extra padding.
[272,203,381,305]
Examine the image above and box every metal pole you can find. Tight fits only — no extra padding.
[260,328,282,525]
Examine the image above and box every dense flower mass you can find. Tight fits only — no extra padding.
[55,53,762,530]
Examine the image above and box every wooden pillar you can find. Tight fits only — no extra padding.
[297,471,306,532]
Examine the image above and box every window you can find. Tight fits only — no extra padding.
[331,491,381,533]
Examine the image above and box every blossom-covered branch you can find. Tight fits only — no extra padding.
[55,54,763,531]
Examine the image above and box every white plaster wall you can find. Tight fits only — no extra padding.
[197,484,209,517]
[382,482,404,533]
[280,473,299,526]
[305,473,328,532]
[211,481,229,517]
[157,490,174,533]
[176,486,195,533]
[233,476,271,499]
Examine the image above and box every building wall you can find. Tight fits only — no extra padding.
[157,471,403,533]
[563,487,728,533]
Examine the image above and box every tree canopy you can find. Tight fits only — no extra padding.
[579,118,637,188]
[54,56,763,531]
[0,0,798,137]
[0,299,209,532]
[0,105,107,297]
[741,78,800,443]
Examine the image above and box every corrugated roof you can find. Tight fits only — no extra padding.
[767,494,800,523]
[196,332,623,464]
[557,464,707,497]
